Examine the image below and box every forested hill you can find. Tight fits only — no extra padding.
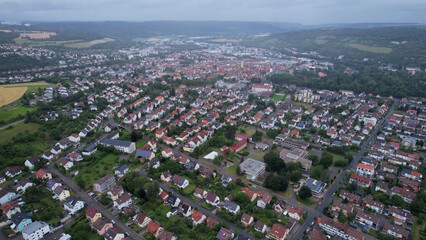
[26,21,305,39]
[244,27,426,68]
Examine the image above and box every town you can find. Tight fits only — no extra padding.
[0,36,424,240]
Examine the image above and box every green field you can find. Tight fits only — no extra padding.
[237,126,256,137]
[348,43,392,54]
[0,123,41,143]
[0,106,36,123]
[73,153,119,190]
[248,152,264,160]
[64,38,115,48]
[226,163,240,176]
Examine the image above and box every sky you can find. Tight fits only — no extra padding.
[1,0,425,25]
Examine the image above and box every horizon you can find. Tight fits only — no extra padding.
[1,0,426,25]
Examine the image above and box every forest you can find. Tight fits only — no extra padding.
[268,69,425,98]
[0,55,58,72]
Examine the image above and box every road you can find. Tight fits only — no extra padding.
[138,169,259,240]
[290,100,398,240]
[45,163,144,240]
[0,119,24,130]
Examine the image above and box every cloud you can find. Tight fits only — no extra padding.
[0,0,425,24]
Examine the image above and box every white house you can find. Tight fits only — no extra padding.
[63,196,85,215]
[113,193,133,210]
[24,156,39,170]
[68,134,81,143]
[22,221,50,240]
[59,159,74,171]
[0,189,17,205]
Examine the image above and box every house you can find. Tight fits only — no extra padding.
[82,143,98,156]
[200,167,216,178]
[268,223,288,240]
[388,206,413,225]
[59,159,74,171]
[191,210,206,225]
[0,201,20,219]
[362,195,384,214]
[304,178,327,196]
[22,221,50,240]
[161,170,172,183]
[216,227,234,240]
[99,139,136,153]
[66,152,83,162]
[113,192,132,210]
[24,156,40,170]
[16,179,34,193]
[239,158,266,181]
[171,175,189,189]
[93,174,116,193]
[0,189,17,205]
[11,212,32,232]
[35,169,52,180]
[53,186,71,201]
[5,166,22,178]
[257,192,272,209]
[240,213,254,227]
[273,200,286,214]
[318,217,364,240]
[288,207,304,221]
[167,194,181,208]
[309,229,327,240]
[355,211,380,230]
[240,187,259,202]
[349,173,371,187]
[194,187,207,199]
[114,165,129,178]
[356,163,374,179]
[68,134,81,143]
[206,192,220,206]
[146,221,163,238]
[331,200,353,216]
[339,190,361,205]
[42,151,54,160]
[135,149,155,161]
[254,221,267,233]
[206,217,218,229]
[93,218,113,236]
[224,200,240,214]
[162,148,173,158]
[86,207,102,224]
[391,186,417,203]
[134,212,151,228]
[64,196,85,215]
[148,158,160,169]
[383,222,410,240]
[104,227,125,240]
[179,202,193,217]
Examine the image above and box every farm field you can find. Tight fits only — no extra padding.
[0,86,27,107]
[1,81,52,94]
[348,43,392,54]
[18,31,57,39]
[0,122,41,144]
[14,38,115,48]
[64,38,115,48]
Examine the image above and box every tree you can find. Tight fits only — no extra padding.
[264,175,288,192]
[99,193,110,206]
[266,129,279,139]
[299,186,312,199]
[225,125,236,140]
[320,152,333,169]
[264,151,285,173]
[147,182,160,200]
[252,131,263,142]
[236,166,242,176]
[308,154,319,165]
[310,165,324,180]
[234,192,250,205]
[131,131,138,142]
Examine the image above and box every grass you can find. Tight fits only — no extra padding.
[270,93,284,101]
[0,122,41,144]
[0,87,27,107]
[136,139,148,148]
[348,43,392,54]
[0,106,37,123]
[183,183,196,195]
[226,163,240,177]
[238,126,256,137]
[412,214,426,240]
[73,153,119,189]
[64,38,115,48]
[296,195,318,208]
[248,152,264,160]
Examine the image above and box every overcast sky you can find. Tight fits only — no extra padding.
[1,0,425,25]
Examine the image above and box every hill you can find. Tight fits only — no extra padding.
[244,27,426,68]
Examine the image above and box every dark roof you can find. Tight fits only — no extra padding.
[12,212,30,225]
[100,138,132,147]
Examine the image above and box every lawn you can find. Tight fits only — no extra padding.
[183,183,196,195]
[0,122,41,144]
[412,214,426,240]
[226,163,240,177]
[348,43,392,54]
[0,106,37,123]
[73,152,120,190]
[248,152,264,160]
[296,195,318,208]
[136,139,148,148]
[237,126,256,137]
[270,93,285,101]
